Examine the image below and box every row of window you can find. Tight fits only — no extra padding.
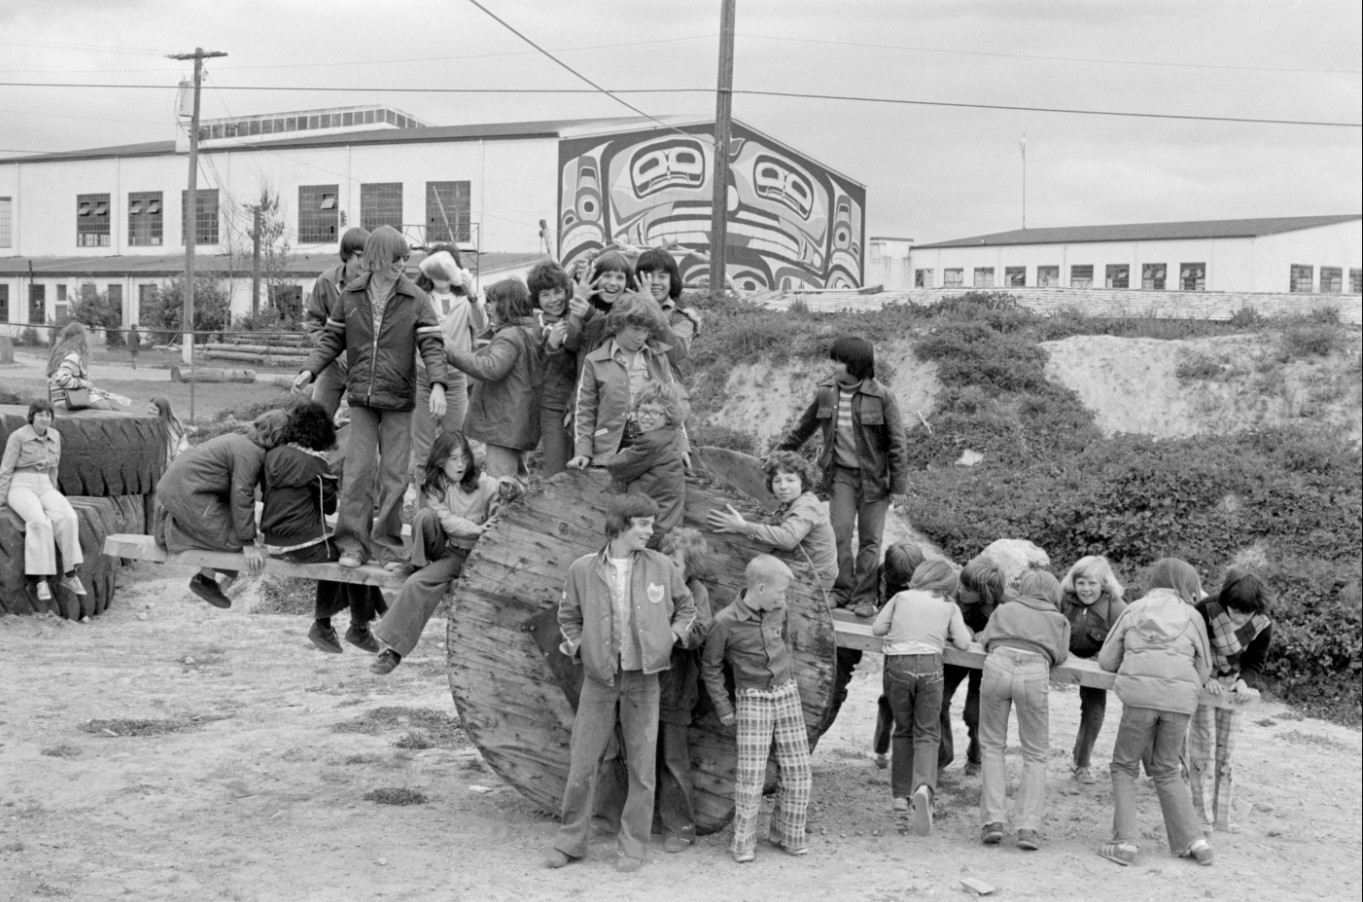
[197,108,418,142]
[50,181,472,249]
[914,263,1207,291]
[0,283,125,324]
[1290,264,1361,294]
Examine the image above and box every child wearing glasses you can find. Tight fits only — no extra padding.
[602,382,686,547]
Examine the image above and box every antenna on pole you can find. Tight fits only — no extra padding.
[709,0,736,296]
[168,47,227,423]
[1020,133,1027,230]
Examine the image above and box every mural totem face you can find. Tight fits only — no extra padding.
[557,126,864,291]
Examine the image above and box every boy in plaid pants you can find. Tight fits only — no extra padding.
[701,555,812,863]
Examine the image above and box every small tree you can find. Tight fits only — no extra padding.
[148,275,231,345]
[70,282,126,347]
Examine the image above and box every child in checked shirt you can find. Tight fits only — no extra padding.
[701,555,812,863]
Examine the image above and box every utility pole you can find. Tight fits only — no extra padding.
[251,205,262,318]
[709,0,736,296]
[168,47,226,421]
[1020,133,1027,230]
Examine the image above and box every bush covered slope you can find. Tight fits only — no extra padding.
[689,292,1362,721]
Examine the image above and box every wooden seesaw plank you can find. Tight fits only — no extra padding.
[102,533,408,590]
[832,609,1255,710]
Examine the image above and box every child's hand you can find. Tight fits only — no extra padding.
[719,713,736,727]
[429,383,447,418]
[567,455,591,470]
[571,272,599,308]
[547,320,569,349]
[291,370,314,394]
[705,504,747,534]
[1230,679,1258,704]
[1204,679,1224,695]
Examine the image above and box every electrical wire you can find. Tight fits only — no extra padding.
[2,80,1356,128]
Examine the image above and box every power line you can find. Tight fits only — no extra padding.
[2,80,1357,128]
[0,36,162,56]
[736,32,1363,76]
[463,0,711,144]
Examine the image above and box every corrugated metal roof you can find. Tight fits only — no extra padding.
[0,251,547,279]
[915,214,1362,249]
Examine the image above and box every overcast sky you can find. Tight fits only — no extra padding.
[2,0,1359,244]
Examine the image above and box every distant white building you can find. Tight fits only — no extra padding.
[867,236,914,289]
[908,215,1362,295]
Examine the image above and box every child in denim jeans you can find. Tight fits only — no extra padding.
[872,557,971,836]
[978,570,1070,851]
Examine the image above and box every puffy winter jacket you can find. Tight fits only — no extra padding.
[447,316,543,450]
[1099,588,1211,715]
[303,273,447,412]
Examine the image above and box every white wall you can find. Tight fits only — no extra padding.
[907,222,1362,294]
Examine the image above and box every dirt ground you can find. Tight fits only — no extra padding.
[2,563,1359,902]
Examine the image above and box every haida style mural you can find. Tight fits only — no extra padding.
[558,123,865,292]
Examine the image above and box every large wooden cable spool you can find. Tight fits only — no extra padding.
[446,448,837,834]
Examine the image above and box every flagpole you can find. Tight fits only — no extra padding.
[1021,133,1027,230]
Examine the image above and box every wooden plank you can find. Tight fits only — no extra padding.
[832,609,1256,710]
[101,533,406,590]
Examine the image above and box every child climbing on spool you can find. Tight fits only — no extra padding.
[602,382,686,546]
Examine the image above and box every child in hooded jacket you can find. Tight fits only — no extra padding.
[1097,557,1214,868]
[978,571,1070,851]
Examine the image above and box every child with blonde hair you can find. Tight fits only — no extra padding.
[1059,555,1127,783]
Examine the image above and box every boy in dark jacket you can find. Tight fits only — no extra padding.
[603,383,685,546]
[293,226,448,570]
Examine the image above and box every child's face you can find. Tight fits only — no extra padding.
[1074,575,1102,606]
[442,451,469,484]
[1226,608,1255,628]
[618,516,655,553]
[832,360,858,386]
[615,324,649,352]
[668,547,687,576]
[538,288,567,317]
[638,269,671,303]
[597,269,628,300]
[770,470,803,505]
[747,573,790,612]
[634,402,668,432]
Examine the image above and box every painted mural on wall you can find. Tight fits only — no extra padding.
[557,123,865,292]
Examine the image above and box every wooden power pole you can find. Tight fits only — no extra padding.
[709,0,736,295]
[168,46,226,420]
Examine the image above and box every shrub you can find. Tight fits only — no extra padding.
[1281,324,1341,360]
[145,275,231,344]
[1175,353,1225,381]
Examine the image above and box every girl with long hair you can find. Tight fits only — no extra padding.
[147,396,189,467]
[47,322,124,410]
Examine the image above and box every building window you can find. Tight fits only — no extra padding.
[1319,267,1343,294]
[1005,266,1025,288]
[0,285,8,322]
[138,284,159,324]
[1141,263,1166,290]
[128,191,163,247]
[1288,264,1314,293]
[1350,269,1362,294]
[76,193,112,247]
[1180,263,1206,291]
[425,180,471,243]
[361,182,403,232]
[29,284,45,323]
[0,196,12,247]
[1070,265,1094,289]
[1105,264,1130,289]
[299,184,340,244]
[181,189,220,245]
[943,268,964,288]
[914,268,933,288]
[1037,265,1059,287]
[973,267,994,288]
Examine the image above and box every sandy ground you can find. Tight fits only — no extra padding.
[2,562,1359,902]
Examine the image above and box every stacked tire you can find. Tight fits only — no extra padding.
[0,405,166,618]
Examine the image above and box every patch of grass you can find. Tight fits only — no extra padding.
[1278,730,1358,754]
[1176,352,1226,381]
[1280,323,1343,360]
[394,730,435,750]
[40,745,81,759]
[363,787,428,806]
[333,706,467,749]
[252,576,316,616]
[80,718,193,737]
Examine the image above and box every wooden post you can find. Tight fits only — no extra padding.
[251,204,262,318]
[709,0,736,295]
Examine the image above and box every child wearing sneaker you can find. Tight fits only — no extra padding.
[872,557,972,835]
[0,399,86,604]
[261,401,387,655]
[701,555,813,863]
[1097,558,1214,868]
[1058,555,1127,784]
[370,430,505,675]
[978,570,1070,851]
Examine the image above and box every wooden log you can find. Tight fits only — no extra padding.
[101,533,407,590]
[446,453,838,835]
[170,366,257,384]
[202,342,310,357]
[831,609,1255,710]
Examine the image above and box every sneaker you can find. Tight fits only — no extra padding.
[189,573,231,609]
[337,552,363,569]
[662,835,691,854]
[892,797,910,814]
[1073,764,1098,784]
[543,849,574,869]
[981,823,1005,845]
[1185,838,1214,866]
[912,786,933,837]
[1016,829,1040,851]
[613,854,643,873]
[370,648,401,675]
[850,600,878,619]
[60,575,87,596]
[308,621,344,654]
[963,761,981,777]
[344,623,381,654]
[382,560,412,575]
[36,581,53,602]
[1098,842,1138,866]
[779,844,809,856]
[733,850,755,864]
